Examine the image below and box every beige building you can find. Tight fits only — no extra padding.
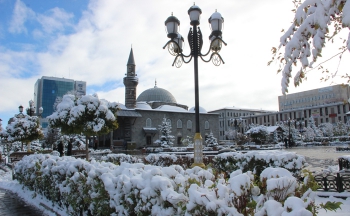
[247,85,350,128]
[208,107,275,140]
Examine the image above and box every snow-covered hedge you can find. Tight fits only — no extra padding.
[14,154,319,216]
[213,150,305,177]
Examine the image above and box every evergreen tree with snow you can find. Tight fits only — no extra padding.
[248,125,269,144]
[333,121,348,136]
[205,131,218,147]
[4,115,43,151]
[319,123,334,137]
[48,93,119,159]
[308,116,323,137]
[303,127,316,142]
[154,117,175,148]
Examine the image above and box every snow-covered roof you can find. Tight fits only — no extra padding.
[266,126,282,133]
[189,106,207,113]
[135,102,152,110]
[155,105,187,112]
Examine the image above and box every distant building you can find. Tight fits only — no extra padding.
[34,76,86,128]
[208,107,276,140]
[246,85,350,128]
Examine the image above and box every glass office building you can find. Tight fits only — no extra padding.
[34,76,86,128]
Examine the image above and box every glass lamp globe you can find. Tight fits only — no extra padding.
[165,14,180,39]
[188,4,202,25]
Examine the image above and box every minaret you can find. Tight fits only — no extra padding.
[123,48,139,109]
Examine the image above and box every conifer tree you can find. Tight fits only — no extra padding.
[154,117,174,148]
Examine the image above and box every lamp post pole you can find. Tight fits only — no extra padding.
[164,4,226,167]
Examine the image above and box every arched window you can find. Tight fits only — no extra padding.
[177,119,182,128]
[167,119,171,126]
[205,121,209,129]
[187,120,192,130]
[146,118,152,127]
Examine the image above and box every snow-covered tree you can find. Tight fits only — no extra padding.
[224,128,237,140]
[248,125,269,144]
[43,126,61,149]
[303,127,316,142]
[154,117,175,148]
[308,116,323,137]
[319,123,334,137]
[333,121,348,136]
[181,135,193,147]
[205,131,218,147]
[5,116,43,151]
[48,94,119,159]
[270,0,350,94]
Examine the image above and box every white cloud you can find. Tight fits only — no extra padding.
[1,0,350,127]
[36,7,74,34]
[8,0,35,34]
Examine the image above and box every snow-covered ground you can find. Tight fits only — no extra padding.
[0,147,350,216]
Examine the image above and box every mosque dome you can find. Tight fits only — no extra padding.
[189,106,207,113]
[137,84,177,103]
[135,102,152,110]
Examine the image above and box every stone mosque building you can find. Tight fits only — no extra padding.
[97,48,219,149]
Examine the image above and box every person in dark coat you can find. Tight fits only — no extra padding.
[58,141,64,157]
[67,139,73,156]
[284,137,288,149]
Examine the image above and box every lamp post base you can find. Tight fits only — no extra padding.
[192,132,205,168]
[191,162,206,168]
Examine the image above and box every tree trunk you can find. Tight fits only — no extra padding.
[27,141,31,152]
[85,136,89,161]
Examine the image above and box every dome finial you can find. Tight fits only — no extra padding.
[155,79,157,88]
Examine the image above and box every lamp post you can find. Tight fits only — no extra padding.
[15,101,43,152]
[164,4,226,168]
[285,118,295,148]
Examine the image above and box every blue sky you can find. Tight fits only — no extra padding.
[1,0,349,128]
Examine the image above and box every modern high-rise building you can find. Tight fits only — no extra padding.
[34,76,86,127]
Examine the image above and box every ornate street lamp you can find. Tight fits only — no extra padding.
[163,4,227,168]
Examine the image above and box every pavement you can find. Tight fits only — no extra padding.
[0,187,45,216]
[0,164,46,216]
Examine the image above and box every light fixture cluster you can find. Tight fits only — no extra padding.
[163,4,226,67]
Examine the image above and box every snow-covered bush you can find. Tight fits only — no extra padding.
[14,154,340,215]
[213,150,306,177]
[100,153,142,165]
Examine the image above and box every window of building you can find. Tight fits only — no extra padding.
[177,119,182,128]
[326,118,329,122]
[337,105,341,114]
[205,121,210,130]
[325,107,328,115]
[167,119,171,126]
[320,108,323,116]
[187,120,192,130]
[146,118,152,127]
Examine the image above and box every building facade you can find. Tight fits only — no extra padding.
[245,85,350,128]
[208,107,276,140]
[34,76,86,127]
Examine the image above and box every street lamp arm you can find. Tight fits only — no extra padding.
[200,52,225,64]
[172,54,193,67]
[199,37,227,57]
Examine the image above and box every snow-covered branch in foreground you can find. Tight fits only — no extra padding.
[277,0,350,94]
